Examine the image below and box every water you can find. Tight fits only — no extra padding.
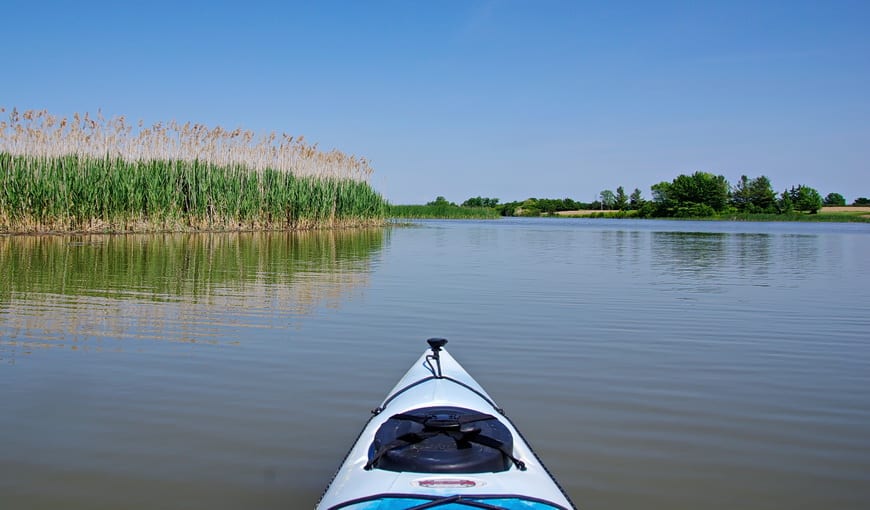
[1,219,869,509]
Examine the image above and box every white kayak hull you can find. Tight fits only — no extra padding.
[316,341,576,510]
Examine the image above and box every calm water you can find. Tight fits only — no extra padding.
[2,219,869,509]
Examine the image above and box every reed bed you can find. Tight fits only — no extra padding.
[0,108,387,232]
[389,204,500,219]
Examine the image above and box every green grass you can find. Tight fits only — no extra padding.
[388,204,500,219]
[0,153,388,232]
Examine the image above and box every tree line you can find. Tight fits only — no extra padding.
[450,173,868,217]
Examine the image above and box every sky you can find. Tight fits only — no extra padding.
[2,0,869,204]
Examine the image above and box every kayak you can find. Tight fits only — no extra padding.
[316,339,577,510]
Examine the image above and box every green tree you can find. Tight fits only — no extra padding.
[747,175,776,212]
[731,175,753,211]
[854,197,870,206]
[538,198,559,214]
[615,186,628,210]
[650,181,673,215]
[561,198,580,210]
[647,172,729,217]
[777,189,794,213]
[651,181,671,204]
[496,201,520,216]
[629,188,644,209]
[667,172,730,214]
[427,196,456,207]
[733,175,776,213]
[823,193,846,206]
[518,198,541,216]
[599,190,616,209]
[791,185,823,213]
[462,196,499,208]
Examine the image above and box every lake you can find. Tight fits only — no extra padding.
[1,218,869,509]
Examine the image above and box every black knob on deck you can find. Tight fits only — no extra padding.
[427,338,448,351]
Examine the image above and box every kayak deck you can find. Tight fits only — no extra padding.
[316,340,576,510]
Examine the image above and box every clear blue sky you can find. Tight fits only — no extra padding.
[3,0,869,203]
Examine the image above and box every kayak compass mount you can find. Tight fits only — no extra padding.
[426,338,448,378]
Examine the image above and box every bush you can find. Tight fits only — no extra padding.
[824,193,846,206]
[674,202,716,217]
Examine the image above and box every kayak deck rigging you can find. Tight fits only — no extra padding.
[372,339,504,416]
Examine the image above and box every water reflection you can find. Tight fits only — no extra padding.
[649,231,823,295]
[597,229,645,271]
[0,229,387,355]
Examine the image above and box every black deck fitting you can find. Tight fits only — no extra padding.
[427,338,448,352]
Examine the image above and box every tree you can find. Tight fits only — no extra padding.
[777,190,794,213]
[780,186,822,213]
[629,188,644,209]
[496,201,519,216]
[647,172,730,217]
[791,185,823,213]
[599,190,616,209]
[732,175,753,211]
[462,196,499,208]
[823,193,846,206]
[651,181,671,204]
[732,175,776,213]
[614,186,628,210]
[650,181,673,216]
[518,198,541,216]
[668,172,730,213]
[854,197,870,206]
[747,175,776,212]
[427,196,456,207]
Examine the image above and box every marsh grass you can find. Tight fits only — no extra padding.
[0,108,387,232]
[389,204,500,219]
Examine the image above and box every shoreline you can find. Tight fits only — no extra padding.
[553,206,870,222]
[0,219,389,237]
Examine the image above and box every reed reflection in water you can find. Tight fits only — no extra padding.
[0,229,386,358]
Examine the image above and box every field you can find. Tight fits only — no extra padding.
[821,206,870,214]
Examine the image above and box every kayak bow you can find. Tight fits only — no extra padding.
[316,338,577,510]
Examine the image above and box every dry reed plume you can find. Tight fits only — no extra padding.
[0,107,373,181]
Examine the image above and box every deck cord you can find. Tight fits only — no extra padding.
[373,375,505,416]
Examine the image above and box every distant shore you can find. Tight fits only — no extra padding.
[558,206,870,216]
[552,206,870,222]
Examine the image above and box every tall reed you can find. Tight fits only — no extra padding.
[0,108,387,232]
